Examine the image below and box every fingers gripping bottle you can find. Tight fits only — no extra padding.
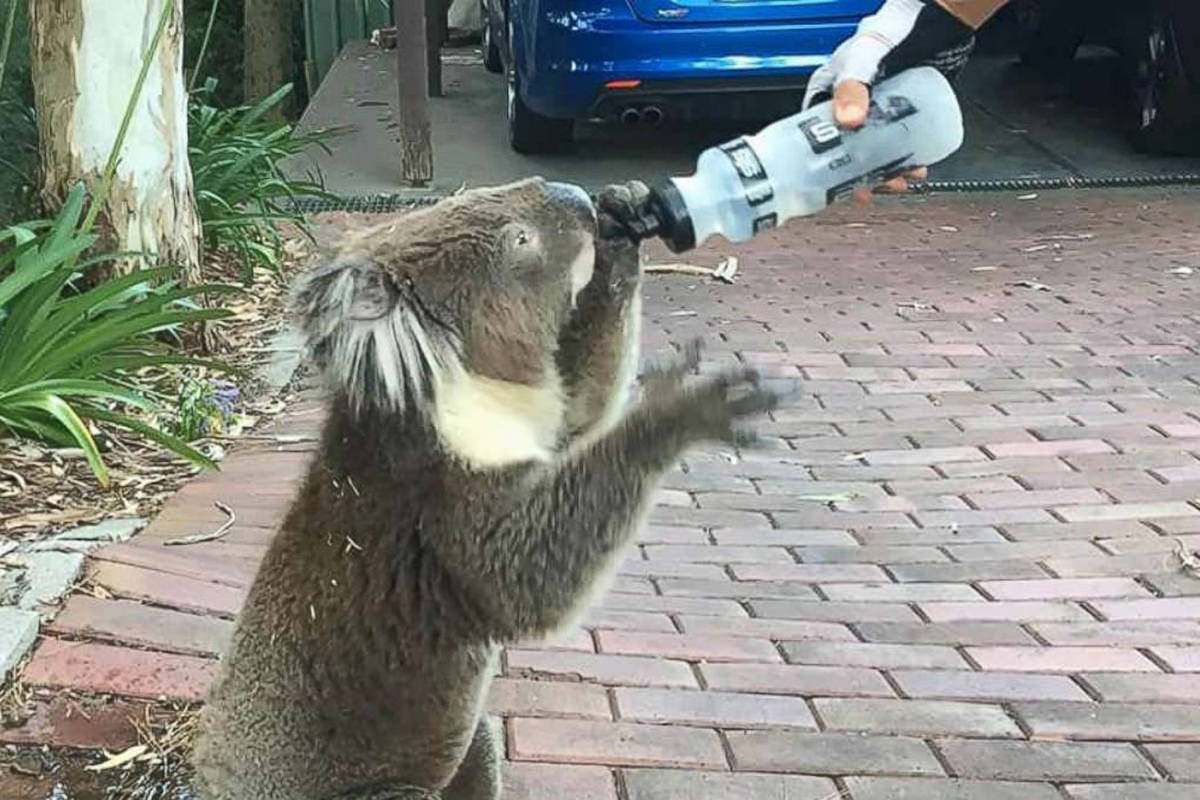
[634,66,964,253]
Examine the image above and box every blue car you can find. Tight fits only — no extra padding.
[481,0,883,153]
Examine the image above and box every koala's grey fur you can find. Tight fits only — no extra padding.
[190,178,777,800]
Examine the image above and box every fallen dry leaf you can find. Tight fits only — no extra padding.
[1175,538,1200,577]
[713,257,739,284]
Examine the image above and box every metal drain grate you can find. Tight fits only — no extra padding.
[914,172,1200,193]
[286,171,1200,214]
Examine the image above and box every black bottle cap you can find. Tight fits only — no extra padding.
[648,180,695,254]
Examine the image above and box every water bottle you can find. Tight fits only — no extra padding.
[636,66,964,253]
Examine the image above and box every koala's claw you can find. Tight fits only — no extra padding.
[590,183,649,291]
[680,338,703,372]
[595,181,656,242]
[728,387,781,421]
[687,366,779,445]
[641,338,704,398]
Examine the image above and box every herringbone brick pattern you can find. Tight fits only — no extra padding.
[10,189,1200,799]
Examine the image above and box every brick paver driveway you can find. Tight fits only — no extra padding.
[13,188,1200,799]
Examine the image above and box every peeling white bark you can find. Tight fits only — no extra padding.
[30,0,201,280]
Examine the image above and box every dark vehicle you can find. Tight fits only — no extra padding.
[1012,0,1200,154]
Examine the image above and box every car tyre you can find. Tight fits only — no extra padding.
[1013,0,1083,72]
[506,28,573,154]
[1126,9,1200,155]
[481,1,503,74]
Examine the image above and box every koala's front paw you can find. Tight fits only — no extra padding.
[595,181,654,242]
[640,338,702,397]
[648,364,777,448]
[682,367,779,447]
[591,188,646,293]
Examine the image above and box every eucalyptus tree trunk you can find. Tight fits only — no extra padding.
[28,0,202,282]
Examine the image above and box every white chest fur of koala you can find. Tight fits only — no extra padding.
[189,178,777,800]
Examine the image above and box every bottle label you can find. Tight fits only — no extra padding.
[717,138,779,236]
[753,213,778,234]
[797,118,843,155]
[869,95,918,124]
[718,139,775,208]
[799,93,918,157]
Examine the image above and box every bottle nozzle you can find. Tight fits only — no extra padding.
[646,180,696,254]
[594,180,696,254]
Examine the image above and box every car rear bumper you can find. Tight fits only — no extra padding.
[518,15,863,120]
[586,74,818,123]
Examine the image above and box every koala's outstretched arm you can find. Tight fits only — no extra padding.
[441,367,778,640]
[556,183,649,445]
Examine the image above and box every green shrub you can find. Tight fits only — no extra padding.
[0,1,243,486]
[171,373,239,440]
[0,0,37,223]
[0,1,336,486]
[0,185,239,486]
[189,78,339,282]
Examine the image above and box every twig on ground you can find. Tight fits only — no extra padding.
[162,501,235,546]
[646,263,715,277]
[207,433,316,443]
[645,256,738,284]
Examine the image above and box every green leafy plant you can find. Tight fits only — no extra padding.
[189,78,340,281]
[0,185,239,486]
[0,0,37,223]
[0,99,36,219]
[0,1,241,486]
[171,374,239,441]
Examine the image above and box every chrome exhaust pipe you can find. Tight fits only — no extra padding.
[642,106,664,126]
[620,107,641,126]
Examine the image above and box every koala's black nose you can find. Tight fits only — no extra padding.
[546,181,596,228]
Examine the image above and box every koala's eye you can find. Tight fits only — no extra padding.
[501,223,538,258]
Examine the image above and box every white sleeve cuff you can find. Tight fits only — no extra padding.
[837,0,926,83]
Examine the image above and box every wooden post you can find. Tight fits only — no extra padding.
[393,0,433,185]
[425,0,444,97]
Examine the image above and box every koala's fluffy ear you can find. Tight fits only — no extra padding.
[289,260,460,416]
[293,260,395,332]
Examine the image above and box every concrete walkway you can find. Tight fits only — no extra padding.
[289,43,1200,198]
[10,188,1200,799]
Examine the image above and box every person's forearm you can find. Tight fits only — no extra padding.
[932,0,1008,30]
[801,0,1010,128]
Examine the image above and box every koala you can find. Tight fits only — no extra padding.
[190,177,778,800]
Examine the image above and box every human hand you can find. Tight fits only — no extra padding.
[831,80,928,204]
[802,0,976,204]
